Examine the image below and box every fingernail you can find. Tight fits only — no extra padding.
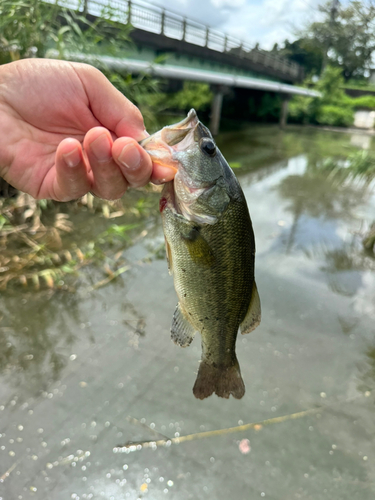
[152,178,167,185]
[90,133,112,162]
[63,147,81,168]
[118,143,141,170]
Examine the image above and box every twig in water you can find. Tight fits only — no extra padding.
[114,407,321,453]
[90,265,130,290]
[0,460,20,483]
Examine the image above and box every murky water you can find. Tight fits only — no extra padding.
[1,126,375,499]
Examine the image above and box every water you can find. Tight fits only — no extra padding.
[1,126,375,499]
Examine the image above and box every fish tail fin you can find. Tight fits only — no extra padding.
[193,358,245,400]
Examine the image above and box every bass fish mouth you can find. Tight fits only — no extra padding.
[140,109,199,172]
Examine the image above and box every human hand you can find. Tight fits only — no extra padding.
[0,58,175,201]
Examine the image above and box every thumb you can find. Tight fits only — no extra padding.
[72,63,148,141]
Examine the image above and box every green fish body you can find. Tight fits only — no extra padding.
[142,110,261,399]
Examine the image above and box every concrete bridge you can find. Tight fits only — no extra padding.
[48,0,320,132]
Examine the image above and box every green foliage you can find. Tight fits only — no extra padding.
[245,92,282,123]
[314,150,375,184]
[52,8,132,59]
[0,0,59,62]
[289,66,355,127]
[100,223,139,244]
[274,37,324,77]
[289,95,315,123]
[315,66,348,104]
[257,93,282,120]
[347,150,375,178]
[0,214,9,230]
[351,95,375,110]
[108,80,213,129]
[169,82,213,112]
[0,0,133,62]
[301,0,375,80]
[316,105,354,127]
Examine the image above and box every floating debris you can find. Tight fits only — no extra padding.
[114,408,321,453]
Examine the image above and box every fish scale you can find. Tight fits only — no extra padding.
[164,198,254,360]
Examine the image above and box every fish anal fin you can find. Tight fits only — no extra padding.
[240,281,261,335]
[171,303,196,347]
[193,358,245,400]
[182,228,215,267]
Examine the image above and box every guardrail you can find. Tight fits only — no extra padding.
[47,0,302,79]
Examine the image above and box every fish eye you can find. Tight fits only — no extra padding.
[199,138,216,157]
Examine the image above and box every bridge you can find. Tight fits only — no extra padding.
[48,0,320,132]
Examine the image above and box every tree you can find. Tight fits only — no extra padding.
[302,0,375,80]
[278,38,324,77]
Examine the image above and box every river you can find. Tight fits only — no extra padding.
[1,125,375,499]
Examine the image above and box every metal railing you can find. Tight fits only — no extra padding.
[46,0,302,79]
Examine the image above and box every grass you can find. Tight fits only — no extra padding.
[0,186,161,292]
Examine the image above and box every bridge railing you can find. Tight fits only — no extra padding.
[46,0,302,79]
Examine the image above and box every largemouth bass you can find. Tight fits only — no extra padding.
[141,109,261,399]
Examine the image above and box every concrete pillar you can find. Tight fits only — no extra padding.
[280,95,290,129]
[210,87,224,136]
[161,10,165,35]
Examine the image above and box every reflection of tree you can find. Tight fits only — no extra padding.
[301,238,375,297]
[0,292,82,399]
[277,169,368,253]
[0,286,147,401]
[358,346,375,394]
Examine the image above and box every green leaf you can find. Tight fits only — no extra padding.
[229,162,242,169]
[0,215,8,230]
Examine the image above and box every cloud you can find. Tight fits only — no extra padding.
[150,0,323,49]
[220,0,323,48]
[211,0,247,8]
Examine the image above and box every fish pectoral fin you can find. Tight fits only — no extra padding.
[182,228,216,268]
[164,237,173,275]
[171,303,196,347]
[240,281,261,334]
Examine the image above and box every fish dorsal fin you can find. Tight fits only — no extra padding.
[182,228,216,267]
[171,303,197,347]
[240,281,261,334]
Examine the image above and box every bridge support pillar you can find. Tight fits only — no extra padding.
[210,86,227,136]
[280,95,290,129]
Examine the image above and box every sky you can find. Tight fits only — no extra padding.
[141,0,328,50]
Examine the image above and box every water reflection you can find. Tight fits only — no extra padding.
[277,164,368,254]
[0,293,81,398]
[350,134,372,151]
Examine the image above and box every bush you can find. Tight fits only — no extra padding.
[351,95,375,110]
[289,66,355,127]
[169,82,213,112]
[316,105,354,127]
[289,95,315,123]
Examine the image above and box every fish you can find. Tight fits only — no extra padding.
[141,109,261,399]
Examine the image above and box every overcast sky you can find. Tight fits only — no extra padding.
[141,0,331,50]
